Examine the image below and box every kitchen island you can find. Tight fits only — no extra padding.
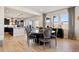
[13,27,25,36]
[4,27,25,37]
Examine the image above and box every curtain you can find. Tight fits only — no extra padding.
[68,7,76,40]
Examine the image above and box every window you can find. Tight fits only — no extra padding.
[60,13,68,29]
[53,16,59,28]
[53,13,68,28]
[53,16,59,23]
[46,17,50,23]
[45,17,51,27]
[61,13,68,22]
[29,20,32,25]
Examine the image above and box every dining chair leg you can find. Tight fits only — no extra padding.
[49,41,51,48]
[33,38,35,46]
[38,39,41,49]
[43,42,45,49]
[27,39,29,47]
[39,39,40,46]
[32,39,34,46]
[55,38,57,47]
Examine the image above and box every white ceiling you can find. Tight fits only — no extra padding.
[4,7,35,19]
[4,6,70,19]
[24,6,70,13]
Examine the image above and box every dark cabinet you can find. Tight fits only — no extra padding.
[4,18,9,25]
[52,28,64,38]
[15,20,24,27]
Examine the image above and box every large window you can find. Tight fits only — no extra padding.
[29,20,32,25]
[61,13,68,23]
[53,16,59,28]
[45,17,51,27]
[60,13,68,29]
[53,16,59,23]
[53,13,68,28]
[46,17,50,23]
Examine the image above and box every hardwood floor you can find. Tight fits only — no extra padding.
[0,32,79,52]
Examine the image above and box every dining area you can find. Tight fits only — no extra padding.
[25,25,63,49]
[3,6,79,52]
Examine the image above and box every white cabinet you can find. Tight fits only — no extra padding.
[13,28,25,36]
[0,7,4,41]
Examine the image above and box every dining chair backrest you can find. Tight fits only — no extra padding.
[55,28,58,38]
[43,28,51,39]
[25,26,30,36]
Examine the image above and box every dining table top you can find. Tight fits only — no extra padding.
[31,29,55,34]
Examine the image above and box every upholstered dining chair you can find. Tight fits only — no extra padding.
[25,27,36,47]
[39,28,52,48]
[51,28,58,47]
[39,28,58,48]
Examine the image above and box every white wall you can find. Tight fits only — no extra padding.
[24,15,43,28]
[75,7,79,40]
[0,7,4,46]
[33,16,43,27]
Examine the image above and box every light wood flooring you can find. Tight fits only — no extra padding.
[0,33,79,52]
